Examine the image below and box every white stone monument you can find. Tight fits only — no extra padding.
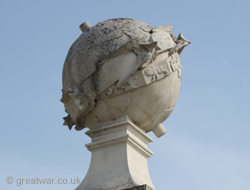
[61,18,190,190]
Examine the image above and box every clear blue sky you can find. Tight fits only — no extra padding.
[0,1,249,190]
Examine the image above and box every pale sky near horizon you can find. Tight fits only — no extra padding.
[0,1,250,190]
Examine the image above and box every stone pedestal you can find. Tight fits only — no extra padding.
[122,184,154,190]
[76,116,155,190]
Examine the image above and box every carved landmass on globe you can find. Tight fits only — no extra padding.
[61,18,190,137]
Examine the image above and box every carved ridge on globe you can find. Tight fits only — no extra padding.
[61,18,190,137]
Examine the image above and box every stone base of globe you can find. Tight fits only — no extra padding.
[122,184,154,190]
[76,116,155,190]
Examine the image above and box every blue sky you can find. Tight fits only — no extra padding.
[0,1,249,190]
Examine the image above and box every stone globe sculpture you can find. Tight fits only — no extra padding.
[61,18,190,190]
[61,18,190,137]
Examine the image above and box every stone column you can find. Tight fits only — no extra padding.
[122,184,154,190]
[76,116,155,190]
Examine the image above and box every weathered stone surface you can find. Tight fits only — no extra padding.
[63,19,152,90]
[61,18,190,137]
[122,184,154,190]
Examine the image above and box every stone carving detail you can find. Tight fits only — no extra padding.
[61,18,190,135]
[169,33,191,55]
[144,53,180,82]
[97,37,159,93]
[60,86,95,130]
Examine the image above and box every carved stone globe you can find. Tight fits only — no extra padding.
[61,18,190,137]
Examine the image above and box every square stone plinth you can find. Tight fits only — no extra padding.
[76,116,155,190]
[122,184,154,190]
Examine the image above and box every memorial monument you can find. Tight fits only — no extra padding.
[61,18,190,190]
